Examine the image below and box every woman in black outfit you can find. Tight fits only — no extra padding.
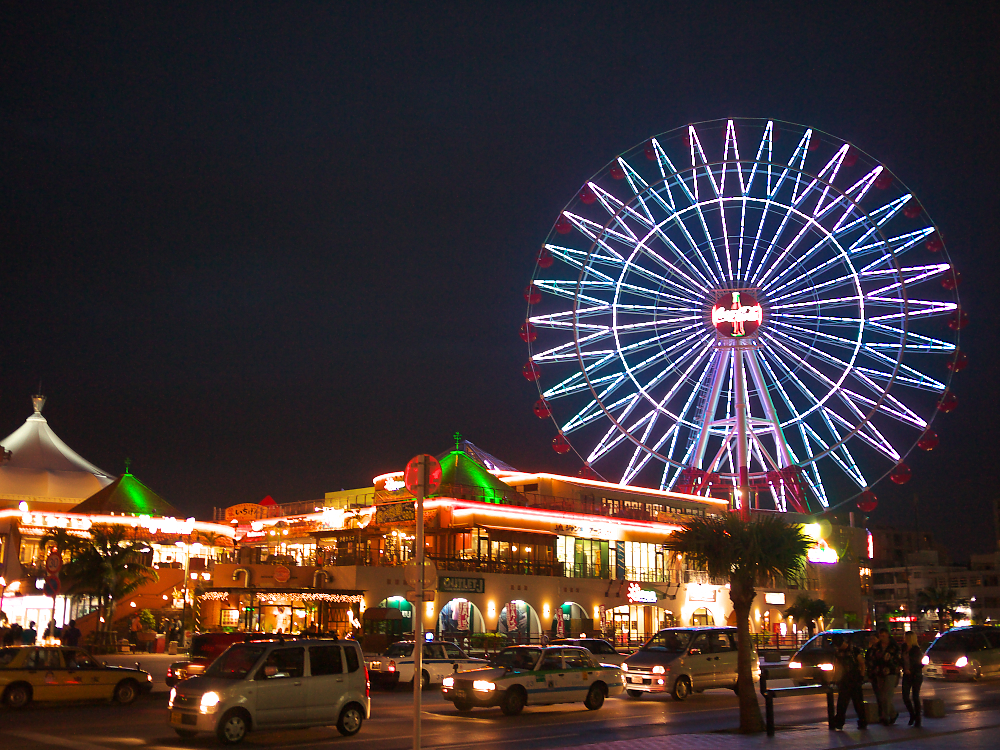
[901,631,923,726]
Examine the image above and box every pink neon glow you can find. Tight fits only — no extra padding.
[494,472,729,506]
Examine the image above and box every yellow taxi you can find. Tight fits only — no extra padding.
[0,645,153,708]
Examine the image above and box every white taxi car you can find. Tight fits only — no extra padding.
[367,641,486,689]
[441,645,624,715]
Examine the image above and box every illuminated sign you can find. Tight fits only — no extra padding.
[712,291,763,338]
[627,582,657,604]
[687,584,717,602]
[225,503,268,522]
[806,538,839,564]
[764,592,786,605]
[384,478,406,491]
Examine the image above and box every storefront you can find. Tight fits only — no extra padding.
[199,589,364,634]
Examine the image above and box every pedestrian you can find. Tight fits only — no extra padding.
[130,614,141,646]
[901,631,924,727]
[831,634,868,730]
[867,627,901,724]
[62,619,82,647]
[22,620,37,645]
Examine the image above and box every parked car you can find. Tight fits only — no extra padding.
[621,626,757,700]
[167,638,370,744]
[0,646,153,708]
[550,638,627,666]
[167,633,280,687]
[788,629,874,685]
[366,640,487,689]
[923,626,1000,681]
[441,645,624,714]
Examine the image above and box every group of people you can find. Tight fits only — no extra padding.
[833,626,925,730]
[0,617,82,647]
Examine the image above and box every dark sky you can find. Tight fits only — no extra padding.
[2,3,998,558]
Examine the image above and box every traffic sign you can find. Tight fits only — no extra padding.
[404,454,442,496]
[42,576,60,597]
[45,551,62,575]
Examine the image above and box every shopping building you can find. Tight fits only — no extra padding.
[200,440,868,649]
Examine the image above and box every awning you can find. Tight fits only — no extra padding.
[363,607,404,621]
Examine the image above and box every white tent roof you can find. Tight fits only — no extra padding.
[0,395,115,510]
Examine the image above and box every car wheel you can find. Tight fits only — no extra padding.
[114,679,139,705]
[584,684,605,710]
[671,677,691,701]
[216,709,250,744]
[3,683,31,709]
[337,703,364,736]
[454,699,474,712]
[626,689,643,698]
[174,729,198,740]
[972,665,982,681]
[501,687,526,716]
[421,670,431,690]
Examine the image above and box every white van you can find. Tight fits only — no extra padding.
[168,638,370,744]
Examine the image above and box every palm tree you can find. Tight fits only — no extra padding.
[784,594,832,637]
[665,513,812,734]
[64,525,158,635]
[916,587,963,629]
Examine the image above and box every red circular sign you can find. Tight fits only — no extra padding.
[711,292,763,338]
[404,454,443,496]
[273,565,290,584]
[45,551,63,575]
[43,576,60,597]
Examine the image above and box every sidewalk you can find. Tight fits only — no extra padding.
[580,709,1000,750]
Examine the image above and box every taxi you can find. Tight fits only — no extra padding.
[1,645,153,708]
[441,645,624,715]
[367,640,487,689]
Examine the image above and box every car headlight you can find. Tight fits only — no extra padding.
[789,661,802,669]
[621,663,628,672]
[922,655,930,666]
[955,656,969,668]
[652,665,666,674]
[200,691,221,714]
[442,677,455,688]
[147,673,153,681]
[819,663,835,672]
[168,687,176,708]
[472,680,495,692]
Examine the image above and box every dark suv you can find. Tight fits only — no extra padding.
[788,629,873,685]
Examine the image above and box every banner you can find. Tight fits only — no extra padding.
[506,600,518,631]
[456,600,471,631]
[556,613,565,637]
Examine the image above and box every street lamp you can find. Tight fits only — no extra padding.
[176,540,191,644]
[0,576,6,621]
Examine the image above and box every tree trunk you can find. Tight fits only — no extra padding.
[731,576,764,733]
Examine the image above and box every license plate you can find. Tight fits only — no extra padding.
[170,711,182,724]
[629,676,642,684]
[454,690,466,699]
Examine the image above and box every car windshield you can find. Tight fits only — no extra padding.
[642,630,693,652]
[493,648,542,671]
[203,644,266,679]
[932,632,987,653]
[385,643,414,658]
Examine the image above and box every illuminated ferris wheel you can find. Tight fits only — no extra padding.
[522,119,965,513]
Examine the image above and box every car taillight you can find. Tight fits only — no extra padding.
[365,665,370,698]
[388,660,396,672]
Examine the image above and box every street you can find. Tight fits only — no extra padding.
[2,677,999,750]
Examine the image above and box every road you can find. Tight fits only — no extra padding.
[2,678,999,750]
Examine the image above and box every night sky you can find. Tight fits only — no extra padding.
[2,4,998,558]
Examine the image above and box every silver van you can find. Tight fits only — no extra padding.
[168,638,370,744]
[924,626,1000,681]
[622,626,758,700]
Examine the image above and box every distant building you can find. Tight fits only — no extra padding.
[869,525,951,567]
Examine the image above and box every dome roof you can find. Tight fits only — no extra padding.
[0,395,115,511]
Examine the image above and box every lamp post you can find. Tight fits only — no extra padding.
[0,576,7,622]
[176,540,191,646]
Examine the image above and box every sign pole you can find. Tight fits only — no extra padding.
[413,455,425,750]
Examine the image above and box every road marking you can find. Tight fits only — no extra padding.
[4,731,112,750]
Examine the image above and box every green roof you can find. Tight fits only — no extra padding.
[432,448,525,505]
[71,473,179,517]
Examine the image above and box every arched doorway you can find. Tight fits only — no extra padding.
[497,600,541,643]
[608,604,675,645]
[438,598,485,638]
[551,601,590,638]
[691,607,715,627]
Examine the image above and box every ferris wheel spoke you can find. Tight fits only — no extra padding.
[851,227,936,260]
[638,234,716,294]
[809,144,851,216]
[621,259,705,304]
[839,195,912,253]
[803,420,868,488]
[867,298,957,322]
[588,182,657,236]
[618,159,663,224]
[546,244,625,273]
[530,306,612,332]
[861,263,949,297]
[768,267,861,305]
[822,403,901,462]
[562,211,635,256]
[865,322,956,353]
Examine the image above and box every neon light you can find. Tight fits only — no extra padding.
[2,509,235,538]
[627,583,657,603]
[711,292,763,337]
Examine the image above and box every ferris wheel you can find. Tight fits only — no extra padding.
[522,119,965,513]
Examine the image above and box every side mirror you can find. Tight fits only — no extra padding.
[452,663,459,672]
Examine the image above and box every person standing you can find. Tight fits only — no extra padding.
[62,619,82,647]
[868,627,901,724]
[832,634,868,730]
[901,631,924,727]
[22,621,37,645]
